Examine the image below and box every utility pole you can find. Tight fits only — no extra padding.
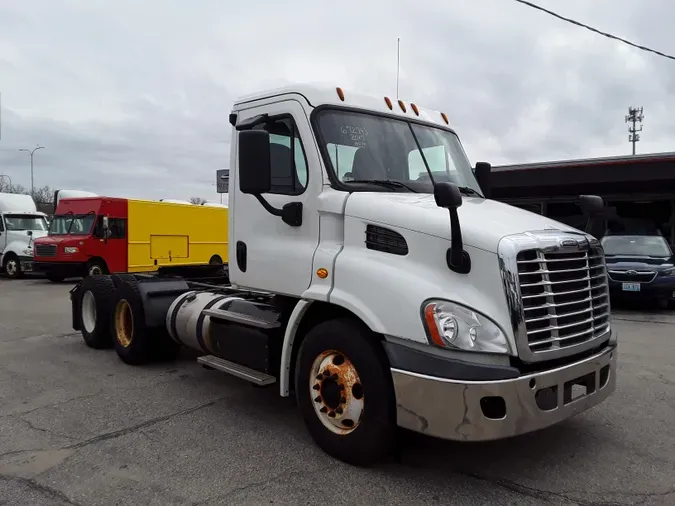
[625,106,644,155]
[19,145,45,195]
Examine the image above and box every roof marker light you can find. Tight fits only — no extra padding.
[336,87,345,101]
[384,96,393,110]
[441,112,449,125]
[398,99,407,113]
[411,103,420,116]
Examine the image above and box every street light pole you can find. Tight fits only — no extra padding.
[19,145,45,195]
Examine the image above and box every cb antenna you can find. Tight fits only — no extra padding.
[396,37,400,99]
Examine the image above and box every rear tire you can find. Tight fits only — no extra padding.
[294,317,396,467]
[111,279,181,365]
[78,275,117,349]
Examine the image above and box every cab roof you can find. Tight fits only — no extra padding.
[232,84,455,131]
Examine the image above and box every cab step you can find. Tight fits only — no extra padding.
[201,308,281,329]
[197,355,276,386]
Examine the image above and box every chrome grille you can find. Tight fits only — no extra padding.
[516,247,610,354]
[607,270,656,283]
[35,244,57,257]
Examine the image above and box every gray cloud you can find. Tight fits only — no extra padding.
[0,0,673,200]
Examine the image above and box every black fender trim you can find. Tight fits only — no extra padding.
[383,341,520,381]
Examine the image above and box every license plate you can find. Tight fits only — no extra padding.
[622,283,640,292]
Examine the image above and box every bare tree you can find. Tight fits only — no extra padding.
[0,182,53,203]
[31,185,54,204]
[189,196,207,205]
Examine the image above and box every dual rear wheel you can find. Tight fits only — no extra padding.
[77,274,180,363]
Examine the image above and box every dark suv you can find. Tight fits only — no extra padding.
[602,234,675,308]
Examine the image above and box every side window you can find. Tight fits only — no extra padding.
[109,218,126,239]
[94,217,126,239]
[253,117,308,195]
[408,145,448,181]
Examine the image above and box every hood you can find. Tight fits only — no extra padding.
[344,193,580,253]
[5,229,48,242]
[605,256,674,272]
[35,234,84,245]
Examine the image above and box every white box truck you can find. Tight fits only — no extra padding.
[68,85,617,466]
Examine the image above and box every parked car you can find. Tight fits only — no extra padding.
[602,233,675,308]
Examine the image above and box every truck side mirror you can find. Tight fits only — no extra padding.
[580,194,606,239]
[434,182,470,274]
[239,130,271,195]
[474,161,491,198]
[434,181,462,209]
[579,195,604,216]
[102,216,109,230]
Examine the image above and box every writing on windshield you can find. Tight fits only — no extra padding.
[316,109,482,194]
[49,214,96,235]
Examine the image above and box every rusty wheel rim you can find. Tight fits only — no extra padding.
[309,350,364,435]
[115,299,133,348]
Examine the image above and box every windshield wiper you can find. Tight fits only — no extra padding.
[348,179,419,193]
[457,186,483,197]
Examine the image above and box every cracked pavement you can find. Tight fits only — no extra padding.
[0,277,674,505]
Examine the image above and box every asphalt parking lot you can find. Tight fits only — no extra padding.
[0,277,674,506]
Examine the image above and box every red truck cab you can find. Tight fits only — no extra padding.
[33,197,127,281]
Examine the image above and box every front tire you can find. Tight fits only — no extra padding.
[294,317,396,467]
[3,254,23,279]
[86,259,108,277]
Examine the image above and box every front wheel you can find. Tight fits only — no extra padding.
[3,254,23,279]
[294,317,396,467]
[86,259,108,277]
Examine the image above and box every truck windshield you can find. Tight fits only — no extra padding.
[49,214,96,236]
[315,109,483,195]
[601,235,673,258]
[4,214,48,231]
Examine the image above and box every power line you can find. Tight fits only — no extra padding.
[512,0,675,62]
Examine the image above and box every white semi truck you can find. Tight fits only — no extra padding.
[0,193,49,278]
[69,85,617,466]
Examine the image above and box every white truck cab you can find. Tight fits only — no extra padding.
[0,193,49,278]
[71,85,617,466]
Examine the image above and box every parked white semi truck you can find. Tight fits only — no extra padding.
[69,85,617,466]
[0,193,49,278]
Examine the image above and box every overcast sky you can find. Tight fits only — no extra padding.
[0,0,673,201]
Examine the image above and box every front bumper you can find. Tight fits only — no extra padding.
[33,261,87,278]
[391,341,617,442]
[608,278,675,300]
[18,255,34,272]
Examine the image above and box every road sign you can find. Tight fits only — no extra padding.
[216,169,229,193]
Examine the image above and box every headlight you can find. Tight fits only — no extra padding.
[64,246,79,254]
[422,300,510,354]
[22,248,32,256]
[661,267,675,276]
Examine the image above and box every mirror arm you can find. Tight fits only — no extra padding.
[254,194,283,217]
[253,194,303,227]
[446,208,471,274]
